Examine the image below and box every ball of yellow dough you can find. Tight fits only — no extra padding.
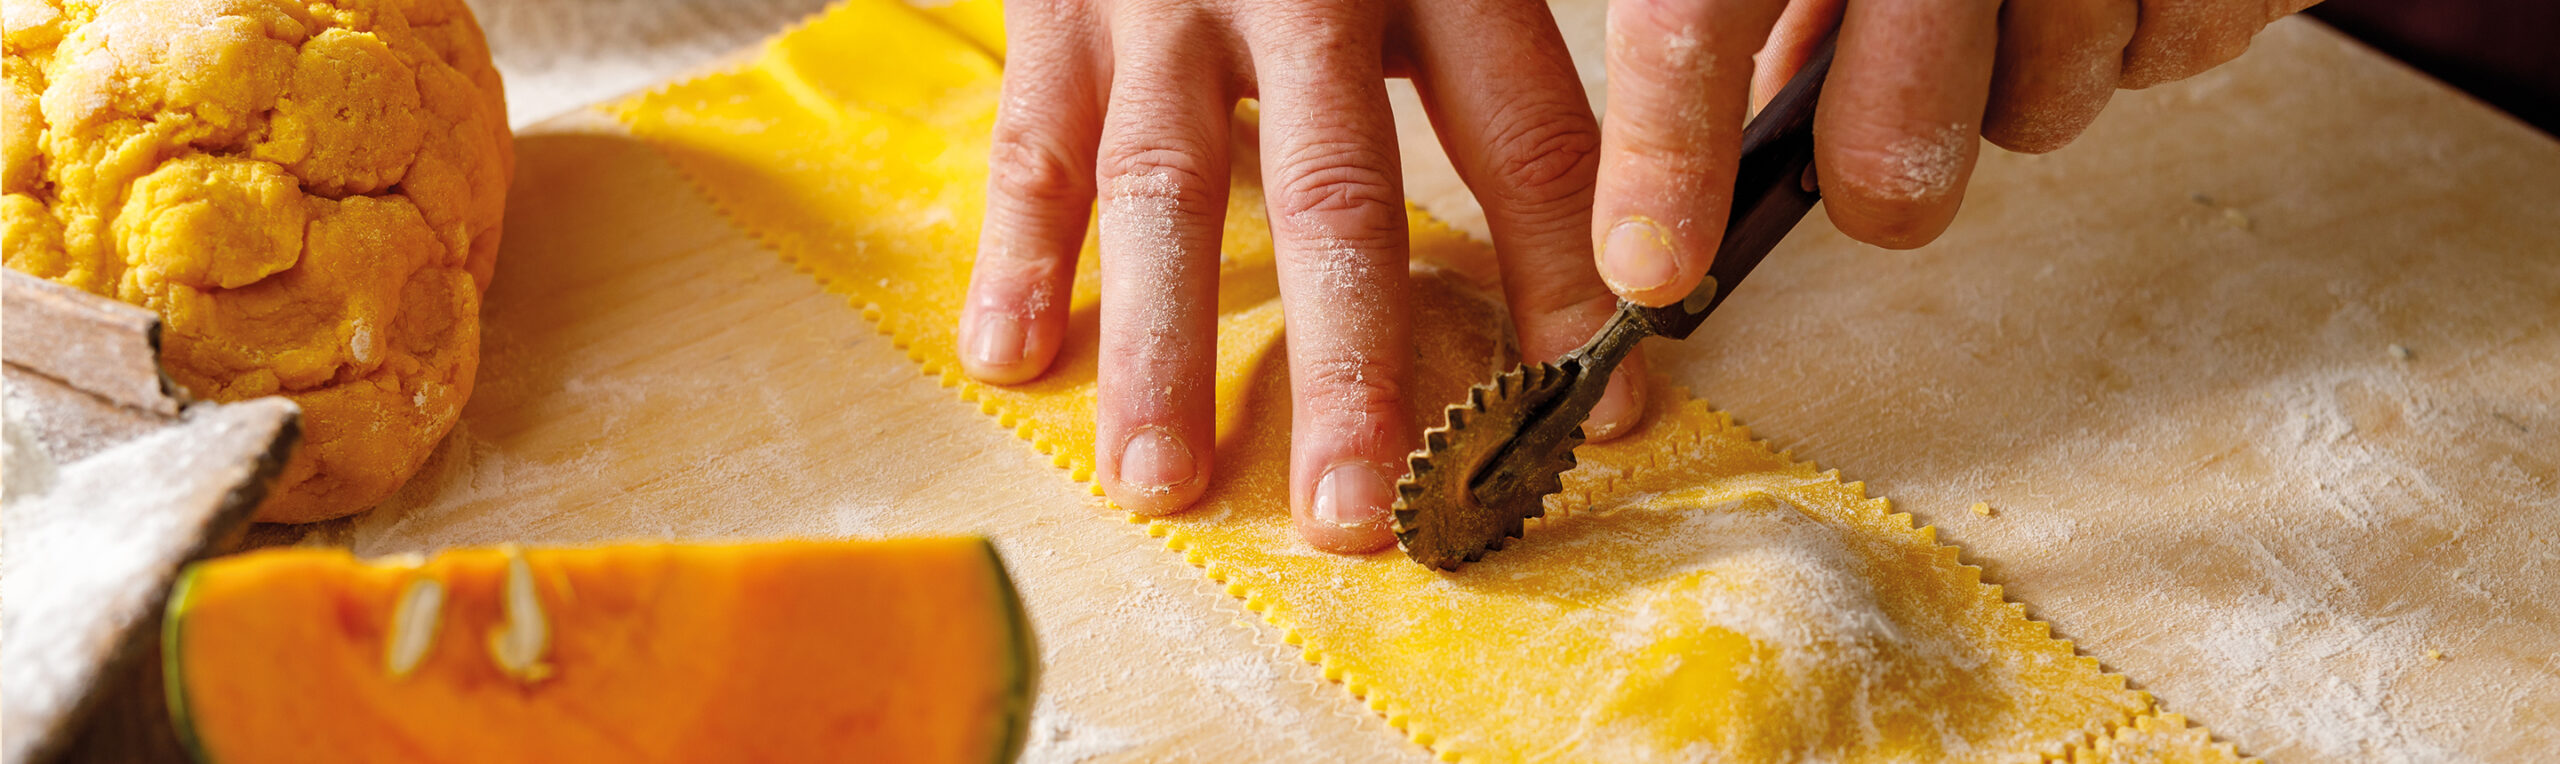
[4,0,512,522]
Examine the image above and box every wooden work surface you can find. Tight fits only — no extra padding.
[276,10,2560,763]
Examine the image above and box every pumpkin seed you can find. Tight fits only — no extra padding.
[384,577,444,678]
[484,548,554,683]
[369,552,428,569]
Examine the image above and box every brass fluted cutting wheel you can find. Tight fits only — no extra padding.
[1391,361,1588,570]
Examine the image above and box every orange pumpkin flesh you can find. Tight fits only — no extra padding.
[165,538,1034,763]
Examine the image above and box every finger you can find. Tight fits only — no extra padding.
[1092,9,1234,516]
[1591,0,1789,307]
[1583,352,1650,440]
[1403,2,1643,439]
[1980,0,2135,153]
[1749,0,1845,111]
[2119,0,2291,90]
[1814,0,2000,249]
[1246,8,1412,553]
[960,8,1103,384]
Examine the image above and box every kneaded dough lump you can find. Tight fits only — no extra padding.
[3,0,512,521]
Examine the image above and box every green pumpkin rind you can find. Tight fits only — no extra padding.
[981,538,1040,764]
[161,563,213,764]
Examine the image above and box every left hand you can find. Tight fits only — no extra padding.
[954,0,1646,554]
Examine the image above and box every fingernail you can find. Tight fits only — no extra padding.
[1601,217,1680,293]
[970,312,1027,368]
[1312,462,1393,529]
[1116,426,1195,494]
[1584,372,1644,441]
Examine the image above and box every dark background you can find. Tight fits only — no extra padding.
[2309,0,2560,135]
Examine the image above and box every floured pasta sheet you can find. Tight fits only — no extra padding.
[613,0,2246,760]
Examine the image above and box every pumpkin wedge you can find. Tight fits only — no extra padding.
[163,538,1035,763]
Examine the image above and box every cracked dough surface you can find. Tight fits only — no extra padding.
[615,0,2243,759]
[2,0,513,521]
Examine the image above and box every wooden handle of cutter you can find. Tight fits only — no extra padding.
[1632,32,1837,341]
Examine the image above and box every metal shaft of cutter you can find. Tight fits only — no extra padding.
[1502,33,1841,469]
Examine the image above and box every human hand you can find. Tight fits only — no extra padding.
[1590,0,2320,305]
[955,0,1647,553]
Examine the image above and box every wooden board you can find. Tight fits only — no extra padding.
[273,12,2559,763]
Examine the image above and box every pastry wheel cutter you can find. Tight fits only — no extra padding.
[1392,38,1839,570]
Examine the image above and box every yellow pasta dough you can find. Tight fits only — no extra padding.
[615,1,2247,760]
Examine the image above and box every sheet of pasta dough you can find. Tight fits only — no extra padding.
[614,1,2243,760]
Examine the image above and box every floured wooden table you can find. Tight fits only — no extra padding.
[278,5,2559,762]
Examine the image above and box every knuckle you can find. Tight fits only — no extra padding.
[988,135,1091,208]
[1481,100,1601,216]
[974,238,1070,291]
[1511,289,1617,358]
[2121,5,2264,88]
[1099,327,1203,396]
[1821,120,1975,205]
[1613,120,1725,179]
[1098,142,1223,206]
[1272,140,1402,224]
[973,230,1068,283]
[1300,355,1406,422]
[1984,52,2118,154]
[1506,261,1613,322]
